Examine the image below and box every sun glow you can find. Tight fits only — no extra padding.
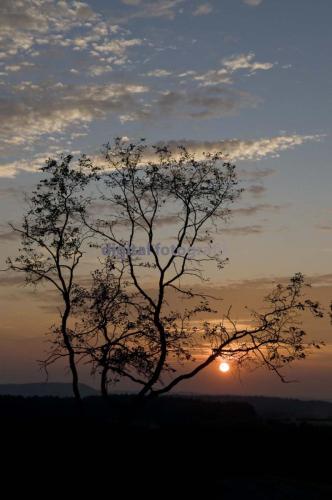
[219,361,230,373]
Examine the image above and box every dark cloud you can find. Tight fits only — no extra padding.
[222,225,264,236]
[246,185,267,197]
[0,231,19,242]
[240,168,277,180]
[155,86,259,120]
[233,203,285,217]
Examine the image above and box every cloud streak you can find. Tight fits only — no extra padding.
[0,134,323,178]
[223,225,264,236]
[119,0,185,21]
[153,134,323,161]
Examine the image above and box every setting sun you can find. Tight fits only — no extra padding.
[219,362,230,373]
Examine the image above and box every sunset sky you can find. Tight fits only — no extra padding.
[0,0,331,398]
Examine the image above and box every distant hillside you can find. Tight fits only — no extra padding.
[0,383,98,397]
[197,395,332,419]
[0,385,332,420]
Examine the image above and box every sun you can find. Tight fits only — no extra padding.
[219,361,230,373]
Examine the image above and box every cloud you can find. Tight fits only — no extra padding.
[0,230,19,242]
[152,134,322,161]
[243,0,263,6]
[0,157,47,178]
[309,274,332,286]
[0,274,28,286]
[233,204,284,217]
[223,225,264,236]
[0,0,141,73]
[88,65,113,77]
[145,69,172,77]
[0,187,22,198]
[156,86,259,119]
[193,4,213,16]
[90,38,142,56]
[119,0,185,20]
[247,185,266,197]
[228,134,322,160]
[0,0,97,59]
[188,52,274,87]
[0,133,322,178]
[122,0,142,5]
[222,52,274,73]
[194,69,232,86]
[0,81,149,154]
[240,168,276,180]
[4,65,21,72]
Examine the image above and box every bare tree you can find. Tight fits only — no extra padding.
[6,155,93,401]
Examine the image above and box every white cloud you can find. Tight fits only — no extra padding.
[88,65,113,77]
[194,68,232,86]
[0,0,142,72]
[146,69,172,77]
[178,71,197,78]
[223,52,274,73]
[3,62,35,73]
[4,65,21,72]
[185,53,274,87]
[91,38,142,56]
[193,4,213,16]
[119,114,139,123]
[0,156,45,178]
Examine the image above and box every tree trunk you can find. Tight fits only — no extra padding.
[139,315,166,397]
[62,302,81,401]
[101,366,108,398]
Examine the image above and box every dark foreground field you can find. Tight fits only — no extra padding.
[1,395,331,498]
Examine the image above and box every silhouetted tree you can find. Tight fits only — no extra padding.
[6,155,93,400]
[67,257,155,397]
[152,273,324,396]
[81,140,322,397]
[6,141,324,399]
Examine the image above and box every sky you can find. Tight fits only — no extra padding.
[0,0,332,398]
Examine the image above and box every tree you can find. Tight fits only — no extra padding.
[67,257,156,398]
[151,273,324,396]
[82,139,323,397]
[6,155,93,401]
[7,141,324,399]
